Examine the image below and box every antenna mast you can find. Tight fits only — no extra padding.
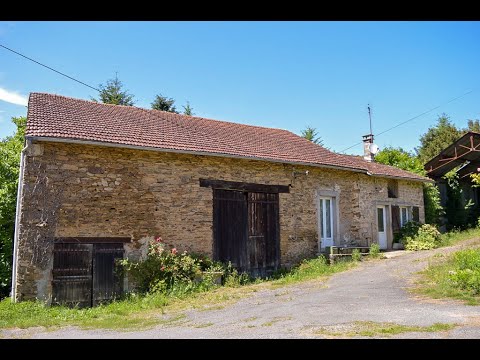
[362,104,377,162]
[368,104,373,135]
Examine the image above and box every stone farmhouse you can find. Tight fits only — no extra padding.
[12,93,428,306]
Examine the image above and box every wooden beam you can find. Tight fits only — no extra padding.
[199,178,290,193]
[54,237,132,243]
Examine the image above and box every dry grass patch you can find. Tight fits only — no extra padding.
[313,321,456,338]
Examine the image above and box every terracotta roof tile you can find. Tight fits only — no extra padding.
[26,93,428,182]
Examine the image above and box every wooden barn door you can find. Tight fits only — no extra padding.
[248,193,280,277]
[213,189,280,276]
[52,243,93,308]
[92,243,124,306]
[213,189,249,271]
[52,241,125,307]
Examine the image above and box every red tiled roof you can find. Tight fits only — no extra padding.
[26,93,428,182]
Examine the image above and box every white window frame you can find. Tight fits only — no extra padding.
[316,189,340,252]
[400,206,410,227]
[319,197,334,243]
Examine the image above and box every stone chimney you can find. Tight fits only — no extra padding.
[362,134,374,162]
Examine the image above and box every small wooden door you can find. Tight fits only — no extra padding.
[248,192,280,277]
[92,243,124,306]
[213,189,280,277]
[213,189,249,271]
[52,243,93,308]
[52,242,124,307]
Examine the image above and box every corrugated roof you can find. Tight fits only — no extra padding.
[26,93,428,182]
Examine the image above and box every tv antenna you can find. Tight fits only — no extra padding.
[368,104,373,135]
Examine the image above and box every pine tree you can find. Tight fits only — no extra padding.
[151,94,178,113]
[301,126,323,145]
[93,74,135,106]
[182,101,194,116]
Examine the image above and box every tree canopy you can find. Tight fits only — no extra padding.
[151,94,178,113]
[466,119,480,133]
[416,114,462,164]
[182,101,194,116]
[0,116,26,298]
[93,75,135,106]
[374,146,425,175]
[301,126,323,145]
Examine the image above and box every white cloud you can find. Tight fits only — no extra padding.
[0,87,27,106]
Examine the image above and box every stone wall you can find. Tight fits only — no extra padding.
[14,141,425,301]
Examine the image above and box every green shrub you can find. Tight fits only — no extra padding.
[369,243,380,258]
[222,262,251,287]
[351,249,362,262]
[402,223,441,251]
[453,249,480,270]
[119,238,203,294]
[188,252,223,272]
[395,221,421,243]
[448,249,480,295]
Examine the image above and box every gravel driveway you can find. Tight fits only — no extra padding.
[3,239,480,339]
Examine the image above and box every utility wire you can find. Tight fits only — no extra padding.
[0,44,100,92]
[340,88,476,153]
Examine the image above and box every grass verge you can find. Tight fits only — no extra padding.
[0,255,356,331]
[439,228,480,248]
[314,321,456,338]
[271,256,355,287]
[415,248,480,305]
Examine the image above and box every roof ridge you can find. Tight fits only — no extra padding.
[26,93,428,182]
[30,92,295,134]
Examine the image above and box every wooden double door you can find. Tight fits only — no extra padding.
[52,242,124,308]
[213,189,280,277]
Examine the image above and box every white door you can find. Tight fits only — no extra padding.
[319,197,334,248]
[377,206,387,250]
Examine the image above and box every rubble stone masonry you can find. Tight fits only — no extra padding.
[14,141,424,301]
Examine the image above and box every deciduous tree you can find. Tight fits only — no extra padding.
[416,114,461,164]
[0,116,26,298]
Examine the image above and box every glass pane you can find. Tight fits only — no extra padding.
[377,208,384,232]
[326,199,331,238]
[401,208,407,226]
[320,199,324,238]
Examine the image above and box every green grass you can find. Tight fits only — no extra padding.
[271,256,355,287]
[314,321,456,338]
[438,227,480,247]
[415,248,480,305]
[0,255,357,331]
[0,292,175,330]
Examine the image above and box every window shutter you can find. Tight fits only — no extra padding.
[391,205,401,233]
[412,206,420,223]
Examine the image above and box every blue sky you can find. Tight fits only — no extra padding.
[0,21,479,155]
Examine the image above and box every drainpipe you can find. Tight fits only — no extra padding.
[11,139,30,301]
